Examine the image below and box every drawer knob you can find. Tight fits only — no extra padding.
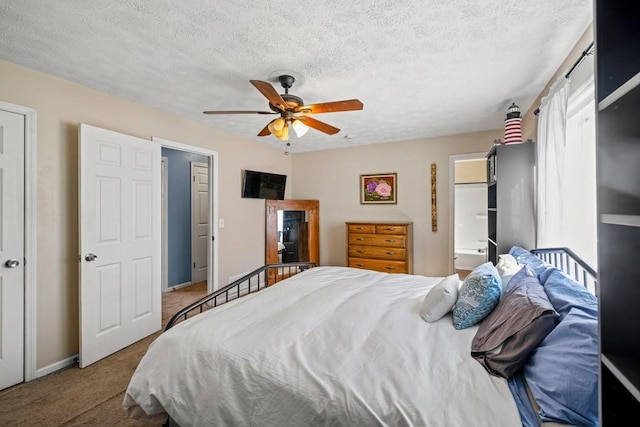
[385,266,396,270]
[386,252,396,255]
[385,227,396,231]
[356,250,365,253]
[385,239,396,243]
[356,237,365,241]
[356,264,365,267]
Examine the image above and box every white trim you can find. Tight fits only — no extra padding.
[448,152,487,275]
[567,76,595,119]
[35,354,77,378]
[0,100,37,383]
[152,137,219,294]
[161,157,169,292]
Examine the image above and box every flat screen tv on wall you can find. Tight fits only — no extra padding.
[242,169,287,200]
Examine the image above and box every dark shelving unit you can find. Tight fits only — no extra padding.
[595,0,640,422]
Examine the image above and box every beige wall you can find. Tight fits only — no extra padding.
[291,130,501,277]
[0,60,292,370]
[455,159,487,184]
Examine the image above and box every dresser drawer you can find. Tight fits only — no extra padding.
[348,245,406,260]
[375,224,408,235]
[348,257,409,274]
[347,224,376,234]
[348,233,406,248]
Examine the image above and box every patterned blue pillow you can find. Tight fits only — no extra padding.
[452,262,502,330]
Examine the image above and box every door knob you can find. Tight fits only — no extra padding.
[84,253,98,262]
[5,259,20,268]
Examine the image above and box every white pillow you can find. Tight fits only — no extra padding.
[419,274,460,322]
[496,254,521,289]
[496,254,518,272]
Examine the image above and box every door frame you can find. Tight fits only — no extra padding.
[152,137,219,294]
[448,152,486,275]
[0,100,37,382]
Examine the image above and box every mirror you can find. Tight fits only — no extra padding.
[266,199,319,265]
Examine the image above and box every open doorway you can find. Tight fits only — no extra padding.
[154,137,219,295]
[449,153,488,279]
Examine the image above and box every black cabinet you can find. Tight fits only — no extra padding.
[595,0,640,422]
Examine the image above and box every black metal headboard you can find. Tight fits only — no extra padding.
[530,247,597,295]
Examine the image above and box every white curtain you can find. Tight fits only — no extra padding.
[536,76,571,247]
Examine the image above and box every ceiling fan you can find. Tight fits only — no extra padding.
[203,75,363,141]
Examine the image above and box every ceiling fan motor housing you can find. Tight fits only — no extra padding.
[270,94,304,112]
[278,74,295,91]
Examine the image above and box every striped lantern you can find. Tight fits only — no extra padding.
[504,103,522,144]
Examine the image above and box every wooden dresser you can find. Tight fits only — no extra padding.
[346,221,413,274]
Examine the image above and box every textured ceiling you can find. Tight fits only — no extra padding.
[0,1,592,153]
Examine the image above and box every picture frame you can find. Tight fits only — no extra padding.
[360,173,397,204]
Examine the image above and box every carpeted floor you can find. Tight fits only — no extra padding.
[0,282,207,426]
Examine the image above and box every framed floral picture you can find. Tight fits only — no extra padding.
[360,173,397,204]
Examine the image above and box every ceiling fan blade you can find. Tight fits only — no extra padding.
[250,80,288,111]
[257,121,273,136]
[296,99,363,114]
[203,110,277,115]
[297,116,340,135]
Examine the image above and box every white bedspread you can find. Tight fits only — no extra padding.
[123,266,521,426]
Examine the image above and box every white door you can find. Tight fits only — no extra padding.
[191,162,209,283]
[0,110,25,390]
[78,124,161,368]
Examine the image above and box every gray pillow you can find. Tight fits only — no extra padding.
[470,267,558,378]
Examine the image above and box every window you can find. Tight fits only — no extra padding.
[562,79,597,268]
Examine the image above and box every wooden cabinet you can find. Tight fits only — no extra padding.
[485,142,535,264]
[346,222,413,274]
[595,0,640,421]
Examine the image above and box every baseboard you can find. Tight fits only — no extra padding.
[35,354,78,378]
[165,281,193,292]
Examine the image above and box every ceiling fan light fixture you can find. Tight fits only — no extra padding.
[268,117,285,134]
[292,119,309,137]
[275,124,289,141]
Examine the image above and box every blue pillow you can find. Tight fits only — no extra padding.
[508,246,554,278]
[522,266,599,426]
[503,265,534,292]
[523,307,598,426]
[452,262,502,330]
[538,268,597,319]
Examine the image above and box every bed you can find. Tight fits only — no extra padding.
[122,247,598,426]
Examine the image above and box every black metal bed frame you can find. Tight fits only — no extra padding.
[530,247,598,294]
[164,262,317,331]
